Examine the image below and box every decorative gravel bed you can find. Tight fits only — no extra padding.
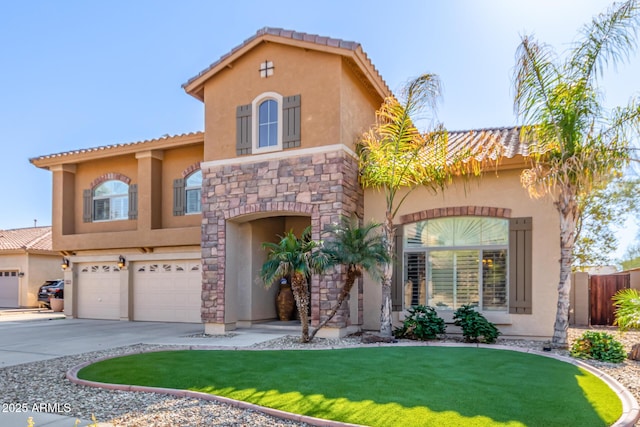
[1,327,638,427]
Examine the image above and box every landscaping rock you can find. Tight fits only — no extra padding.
[361,332,397,344]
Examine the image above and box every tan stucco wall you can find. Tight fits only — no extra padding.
[49,143,203,252]
[0,253,61,307]
[362,169,560,339]
[202,42,382,161]
[339,59,381,151]
[161,145,204,229]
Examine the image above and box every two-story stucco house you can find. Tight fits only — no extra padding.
[30,28,560,339]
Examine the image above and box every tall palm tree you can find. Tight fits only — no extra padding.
[358,74,498,336]
[308,217,389,341]
[513,0,640,347]
[260,226,326,343]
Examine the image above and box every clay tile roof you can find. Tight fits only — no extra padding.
[182,27,390,98]
[448,126,528,159]
[0,227,52,252]
[30,131,204,165]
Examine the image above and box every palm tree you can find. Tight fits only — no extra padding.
[513,0,640,347]
[358,74,498,336]
[308,217,389,341]
[260,226,326,343]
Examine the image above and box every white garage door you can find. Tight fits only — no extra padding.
[77,264,120,320]
[133,261,201,323]
[0,271,19,308]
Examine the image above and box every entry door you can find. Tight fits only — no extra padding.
[0,271,19,307]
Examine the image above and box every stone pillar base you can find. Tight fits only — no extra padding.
[312,325,360,339]
[204,322,236,335]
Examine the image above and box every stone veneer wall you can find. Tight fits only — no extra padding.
[201,147,364,329]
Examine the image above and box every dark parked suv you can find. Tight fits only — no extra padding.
[37,280,64,308]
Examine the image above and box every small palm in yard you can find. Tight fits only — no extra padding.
[260,226,327,343]
[613,288,640,331]
[613,288,640,360]
[308,217,389,341]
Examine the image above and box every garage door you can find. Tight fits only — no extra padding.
[77,264,120,320]
[0,271,19,308]
[133,261,201,323]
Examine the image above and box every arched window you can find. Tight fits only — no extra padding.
[93,180,129,221]
[185,170,202,214]
[403,217,509,312]
[258,99,278,148]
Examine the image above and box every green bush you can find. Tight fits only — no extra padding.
[453,305,501,344]
[570,331,626,363]
[394,305,445,340]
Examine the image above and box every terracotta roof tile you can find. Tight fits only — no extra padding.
[448,126,527,159]
[0,227,52,252]
[30,131,204,164]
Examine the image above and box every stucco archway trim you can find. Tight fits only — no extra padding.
[400,206,512,225]
[90,173,132,189]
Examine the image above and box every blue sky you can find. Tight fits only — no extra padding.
[1,1,638,257]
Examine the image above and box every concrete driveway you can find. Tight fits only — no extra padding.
[0,310,291,368]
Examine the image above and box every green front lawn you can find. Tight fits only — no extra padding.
[78,347,621,427]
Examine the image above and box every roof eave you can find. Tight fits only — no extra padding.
[182,33,391,102]
[30,131,205,170]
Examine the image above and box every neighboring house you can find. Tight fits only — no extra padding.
[0,226,61,308]
[30,28,559,338]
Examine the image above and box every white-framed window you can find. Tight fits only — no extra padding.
[93,180,129,221]
[185,170,202,214]
[251,92,283,153]
[403,217,509,312]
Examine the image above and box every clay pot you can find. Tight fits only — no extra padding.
[50,298,64,313]
[276,283,295,321]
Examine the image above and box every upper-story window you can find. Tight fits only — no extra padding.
[93,180,129,221]
[236,93,301,156]
[185,170,202,214]
[173,166,202,217]
[258,99,278,149]
[252,92,283,154]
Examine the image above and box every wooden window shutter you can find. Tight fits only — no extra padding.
[128,184,138,220]
[173,178,185,216]
[82,189,92,223]
[391,226,404,311]
[236,104,252,155]
[509,217,533,314]
[283,94,301,149]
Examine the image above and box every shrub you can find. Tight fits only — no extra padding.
[394,305,445,340]
[453,305,501,344]
[612,288,640,332]
[570,331,626,363]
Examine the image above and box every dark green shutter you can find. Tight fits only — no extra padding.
[283,94,301,148]
[128,184,138,220]
[391,226,403,311]
[173,178,185,216]
[236,104,252,155]
[509,217,533,314]
[82,189,92,223]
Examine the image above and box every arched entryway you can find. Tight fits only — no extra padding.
[225,213,311,327]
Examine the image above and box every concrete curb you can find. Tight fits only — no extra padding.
[66,343,640,427]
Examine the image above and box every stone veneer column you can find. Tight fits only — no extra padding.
[200,146,364,334]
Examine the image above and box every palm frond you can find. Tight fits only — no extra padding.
[513,35,561,130]
[570,0,640,82]
[320,216,389,283]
